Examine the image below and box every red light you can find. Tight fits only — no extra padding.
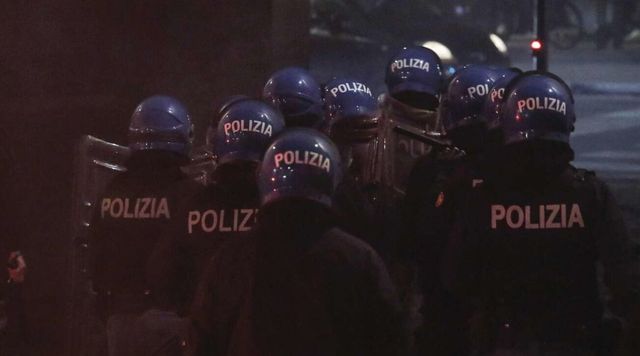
[530,40,543,51]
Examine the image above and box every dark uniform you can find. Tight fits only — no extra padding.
[149,167,260,314]
[187,128,408,356]
[90,152,199,315]
[444,157,639,354]
[333,170,377,243]
[188,202,406,356]
[443,72,640,355]
[366,47,446,351]
[323,77,380,250]
[89,95,198,356]
[151,99,284,318]
[403,149,478,355]
[370,46,444,263]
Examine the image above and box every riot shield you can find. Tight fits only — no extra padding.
[371,114,452,200]
[66,135,130,356]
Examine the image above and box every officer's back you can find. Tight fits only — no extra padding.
[93,150,194,296]
[188,129,407,356]
[89,96,199,356]
[150,99,285,313]
[323,77,379,246]
[443,72,640,355]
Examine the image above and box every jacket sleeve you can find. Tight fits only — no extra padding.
[363,247,410,356]
[440,185,486,303]
[145,224,190,312]
[185,253,218,356]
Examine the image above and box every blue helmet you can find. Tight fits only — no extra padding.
[128,95,193,156]
[480,68,522,130]
[206,95,251,149]
[385,46,443,101]
[215,99,286,165]
[324,77,378,142]
[262,67,324,127]
[441,65,505,133]
[501,71,575,145]
[258,128,342,207]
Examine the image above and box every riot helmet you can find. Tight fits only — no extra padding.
[215,99,286,165]
[263,67,324,128]
[384,46,443,110]
[258,128,342,207]
[441,65,505,133]
[480,68,523,131]
[501,71,575,145]
[324,77,378,143]
[206,95,252,149]
[128,95,193,156]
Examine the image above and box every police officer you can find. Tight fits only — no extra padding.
[374,44,446,239]
[405,66,521,225]
[406,65,522,243]
[441,65,521,155]
[89,95,200,356]
[324,77,379,242]
[187,128,407,356]
[150,99,285,316]
[443,72,640,355]
[404,65,517,355]
[263,67,324,128]
[381,45,442,124]
[366,46,445,260]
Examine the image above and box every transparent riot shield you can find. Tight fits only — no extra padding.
[66,135,130,356]
[358,113,455,257]
[371,115,451,201]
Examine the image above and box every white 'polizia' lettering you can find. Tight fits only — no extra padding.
[467,84,490,99]
[329,82,373,98]
[390,58,430,73]
[223,120,273,137]
[490,87,505,102]
[187,208,258,234]
[273,150,331,172]
[516,97,567,115]
[101,197,170,219]
[491,203,584,230]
